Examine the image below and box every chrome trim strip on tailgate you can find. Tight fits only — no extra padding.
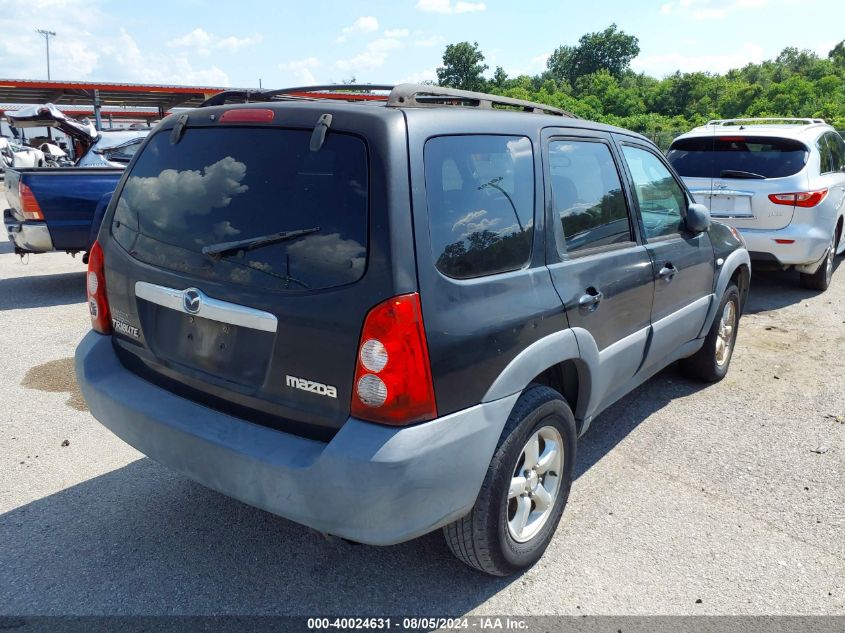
[134,281,278,333]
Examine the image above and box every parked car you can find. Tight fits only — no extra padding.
[7,103,148,168]
[3,105,149,256]
[667,118,845,290]
[38,142,73,168]
[0,136,45,169]
[75,84,750,576]
[0,137,11,171]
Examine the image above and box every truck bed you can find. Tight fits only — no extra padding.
[4,167,123,254]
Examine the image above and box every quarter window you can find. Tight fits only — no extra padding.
[424,135,534,279]
[548,140,632,254]
[621,145,687,241]
[819,134,835,174]
[821,133,845,173]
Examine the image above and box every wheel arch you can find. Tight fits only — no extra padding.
[482,329,593,433]
[730,261,751,314]
[699,248,751,337]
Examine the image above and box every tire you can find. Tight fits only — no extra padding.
[799,233,837,291]
[680,283,740,382]
[443,385,577,576]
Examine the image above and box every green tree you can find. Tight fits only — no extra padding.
[438,28,845,148]
[548,24,639,85]
[437,41,489,91]
[829,40,845,67]
[546,45,576,84]
[491,66,509,88]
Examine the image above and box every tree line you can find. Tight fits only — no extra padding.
[435,26,845,148]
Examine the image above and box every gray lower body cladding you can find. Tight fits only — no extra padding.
[75,331,518,545]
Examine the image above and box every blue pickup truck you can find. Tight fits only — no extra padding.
[3,103,148,258]
[4,167,124,256]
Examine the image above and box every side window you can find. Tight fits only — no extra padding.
[621,145,687,241]
[548,139,632,255]
[424,135,534,279]
[824,133,845,172]
[818,134,835,174]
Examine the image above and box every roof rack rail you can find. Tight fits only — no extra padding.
[706,117,826,126]
[200,85,393,107]
[388,83,576,117]
[201,83,578,118]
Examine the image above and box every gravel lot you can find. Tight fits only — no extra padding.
[1,182,843,616]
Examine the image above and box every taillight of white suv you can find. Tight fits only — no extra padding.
[768,188,828,208]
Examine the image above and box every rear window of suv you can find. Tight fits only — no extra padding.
[666,136,808,179]
[111,127,368,291]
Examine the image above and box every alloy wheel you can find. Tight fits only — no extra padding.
[507,426,563,543]
[715,299,737,367]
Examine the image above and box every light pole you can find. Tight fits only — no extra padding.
[36,29,56,80]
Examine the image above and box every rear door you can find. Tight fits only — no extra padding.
[617,138,714,369]
[542,129,654,407]
[102,109,408,440]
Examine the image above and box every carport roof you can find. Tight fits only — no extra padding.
[0,79,229,109]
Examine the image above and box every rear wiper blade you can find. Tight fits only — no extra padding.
[202,226,320,259]
[720,169,765,180]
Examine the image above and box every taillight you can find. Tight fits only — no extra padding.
[86,241,112,334]
[218,108,275,123]
[19,182,44,220]
[350,293,437,425]
[768,189,828,208]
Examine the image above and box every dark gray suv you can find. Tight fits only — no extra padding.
[76,84,750,576]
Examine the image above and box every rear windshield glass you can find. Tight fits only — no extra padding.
[111,127,368,291]
[666,136,808,179]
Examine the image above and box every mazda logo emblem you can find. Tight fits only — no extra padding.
[183,288,202,315]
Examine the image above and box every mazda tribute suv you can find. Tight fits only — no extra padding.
[76,84,750,576]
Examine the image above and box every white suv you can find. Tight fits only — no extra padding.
[668,118,845,290]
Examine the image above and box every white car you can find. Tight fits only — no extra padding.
[0,137,45,169]
[7,103,147,169]
[667,118,845,290]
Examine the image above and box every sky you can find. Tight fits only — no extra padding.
[0,0,842,89]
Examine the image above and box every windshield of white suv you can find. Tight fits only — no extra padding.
[667,136,809,179]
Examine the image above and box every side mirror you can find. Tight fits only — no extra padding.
[686,203,711,233]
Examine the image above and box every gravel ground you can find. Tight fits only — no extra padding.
[0,182,843,616]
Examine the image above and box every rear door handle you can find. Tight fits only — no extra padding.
[658,263,677,280]
[578,288,604,308]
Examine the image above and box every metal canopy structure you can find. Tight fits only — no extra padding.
[0,79,229,129]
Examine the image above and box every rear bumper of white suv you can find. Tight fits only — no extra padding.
[740,222,830,269]
[75,331,517,546]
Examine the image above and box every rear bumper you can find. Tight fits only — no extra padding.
[4,210,54,253]
[75,331,517,545]
[740,223,830,267]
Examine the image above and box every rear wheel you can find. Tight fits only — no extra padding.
[680,283,740,382]
[799,233,836,291]
[443,385,576,576]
